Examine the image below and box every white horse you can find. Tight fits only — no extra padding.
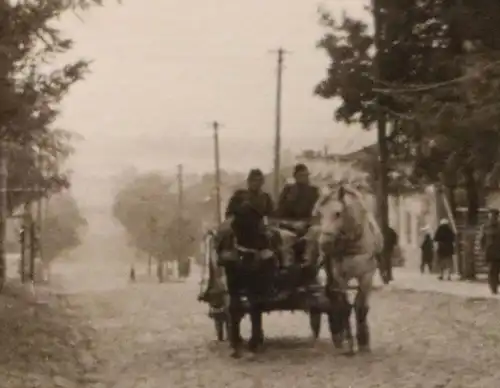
[310,181,383,354]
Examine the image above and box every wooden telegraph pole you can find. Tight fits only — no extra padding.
[372,0,391,283]
[270,47,289,201]
[36,152,44,265]
[177,164,184,217]
[211,121,222,226]
[0,141,8,291]
[176,164,184,278]
[28,150,43,282]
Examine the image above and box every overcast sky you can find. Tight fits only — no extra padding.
[55,0,374,207]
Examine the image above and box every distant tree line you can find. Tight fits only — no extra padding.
[112,172,199,281]
[0,1,99,283]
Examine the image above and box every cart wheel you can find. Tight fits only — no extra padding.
[214,316,226,341]
[309,311,321,339]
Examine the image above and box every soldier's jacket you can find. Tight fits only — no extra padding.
[224,189,274,249]
[225,189,273,219]
[276,183,320,220]
[481,221,500,262]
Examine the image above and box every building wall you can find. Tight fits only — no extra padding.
[486,190,500,209]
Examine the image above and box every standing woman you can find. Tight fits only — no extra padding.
[433,219,455,280]
[420,226,434,274]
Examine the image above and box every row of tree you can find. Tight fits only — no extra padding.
[0,1,96,281]
[112,172,198,281]
[40,193,87,264]
[315,1,500,225]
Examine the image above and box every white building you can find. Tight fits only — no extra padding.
[296,147,440,268]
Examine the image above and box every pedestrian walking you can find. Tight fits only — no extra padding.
[377,226,398,284]
[129,265,136,282]
[480,208,500,295]
[433,218,455,281]
[420,226,434,274]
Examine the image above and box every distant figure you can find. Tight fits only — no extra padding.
[420,226,434,274]
[433,218,455,280]
[480,209,500,294]
[380,226,398,283]
[129,265,136,282]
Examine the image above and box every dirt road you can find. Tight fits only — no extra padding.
[3,225,500,388]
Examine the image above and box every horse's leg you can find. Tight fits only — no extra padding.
[341,292,354,356]
[327,291,353,354]
[228,295,244,358]
[325,256,354,355]
[354,273,373,353]
[327,309,343,349]
[225,263,244,358]
[324,256,343,349]
[248,305,263,353]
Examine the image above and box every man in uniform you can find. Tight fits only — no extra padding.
[481,208,500,294]
[275,164,320,262]
[276,163,320,224]
[223,168,274,250]
[205,169,275,301]
[275,164,320,290]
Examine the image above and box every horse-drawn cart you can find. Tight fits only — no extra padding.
[197,227,332,342]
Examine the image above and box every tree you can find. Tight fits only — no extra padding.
[112,172,200,279]
[315,2,500,225]
[1,0,103,210]
[41,192,87,261]
[385,3,500,224]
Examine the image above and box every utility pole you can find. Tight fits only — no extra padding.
[211,121,222,226]
[176,163,184,277]
[372,0,391,283]
[177,164,184,218]
[29,150,44,282]
[36,152,44,264]
[270,47,289,201]
[0,141,8,291]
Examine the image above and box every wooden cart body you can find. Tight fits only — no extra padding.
[198,229,332,340]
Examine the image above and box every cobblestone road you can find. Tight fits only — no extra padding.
[63,254,500,388]
[2,229,500,388]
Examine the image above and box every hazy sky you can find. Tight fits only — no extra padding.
[56,0,374,204]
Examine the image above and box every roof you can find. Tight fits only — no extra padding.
[298,144,378,163]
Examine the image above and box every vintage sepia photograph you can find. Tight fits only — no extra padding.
[1,0,500,387]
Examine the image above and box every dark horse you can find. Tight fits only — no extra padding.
[217,206,279,358]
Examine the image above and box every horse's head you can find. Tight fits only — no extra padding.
[312,183,366,253]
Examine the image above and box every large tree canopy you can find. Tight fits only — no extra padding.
[315,1,500,222]
[1,0,101,211]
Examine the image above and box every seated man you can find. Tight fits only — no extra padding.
[275,163,320,264]
[220,169,285,299]
[220,168,274,254]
